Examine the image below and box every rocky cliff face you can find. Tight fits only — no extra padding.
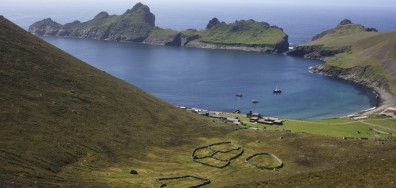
[287,45,351,60]
[28,18,62,36]
[29,3,155,42]
[310,64,389,91]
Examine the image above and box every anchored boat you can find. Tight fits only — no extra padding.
[273,86,282,94]
[251,99,259,104]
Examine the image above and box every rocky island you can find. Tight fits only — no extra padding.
[28,3,289,53]
[288,19,396,113]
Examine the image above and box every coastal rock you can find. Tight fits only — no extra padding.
[206,17,221,29]
[28,18,62,35]
[287,45,351,60]
[143,28,182,46]
[337,19,353,26]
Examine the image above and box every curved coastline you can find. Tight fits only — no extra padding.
[309,64,396,116]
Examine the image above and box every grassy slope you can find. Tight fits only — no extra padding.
[144,28,179,42]
[325,31,396,94]
[199,20,286,45]
[0,16,226,186]
[298,22,396,95]
[302,24,379,47]
[226,113,396,139]
[1,16,396,187]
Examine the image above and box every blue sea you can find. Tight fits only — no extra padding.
[2,2,394,119]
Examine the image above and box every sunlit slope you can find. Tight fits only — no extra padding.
[0,15,227,186]
[322,31,396,95]
[290,20,396,96]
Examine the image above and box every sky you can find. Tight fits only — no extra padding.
[2,0,396,8]
[1,0,395,45]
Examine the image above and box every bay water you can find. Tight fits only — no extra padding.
[42,36,376,119]
[2,2,390,119]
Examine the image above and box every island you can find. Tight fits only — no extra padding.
[28,3,289,53]
[288,19,396,113]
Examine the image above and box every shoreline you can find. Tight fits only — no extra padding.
[42,34,395,118]
[309,65,396,117]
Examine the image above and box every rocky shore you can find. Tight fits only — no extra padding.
[288,19,396,116]
[310,63,396,116]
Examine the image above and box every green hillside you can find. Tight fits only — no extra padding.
[2,16,396,187]
[289,19,396,97]
[0,15,227,186]
[323,31,396,95]
[182,18,289,53]
[201,19,286,45]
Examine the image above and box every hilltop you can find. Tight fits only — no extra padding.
[288,19,379,59]
[2,15,396,187]
[29,3,289,53]
[288,19,396,112]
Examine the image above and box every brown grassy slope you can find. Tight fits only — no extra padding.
[0,16,229,186]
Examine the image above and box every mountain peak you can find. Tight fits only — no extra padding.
[94,11,109,20]
[124,2,155,27]
[126,2,150,13]
[337,19,353,27]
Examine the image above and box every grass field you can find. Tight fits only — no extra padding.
[219,112,396,139]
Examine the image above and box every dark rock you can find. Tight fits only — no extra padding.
[28,18,62,35]
[125,2,155,27]
[165,33,182,46]
[365,27,378,32]
[129,170,138,175]
[338,19,353,27]
[94,11,109,20]
[206,18,221,29]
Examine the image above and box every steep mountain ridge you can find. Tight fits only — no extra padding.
[0,15,227,186]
